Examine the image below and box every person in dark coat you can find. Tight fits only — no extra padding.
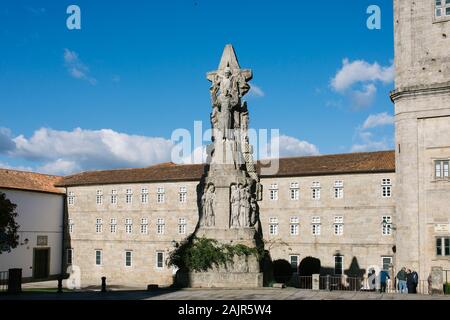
[411,270,419,294]
[406,269,414,294]
[379,270,390,293]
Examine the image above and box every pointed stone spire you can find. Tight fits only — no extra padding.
[218,44,241,71]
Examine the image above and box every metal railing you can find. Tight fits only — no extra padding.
[295,275,437,295]
[296,275,364,291]
[0,271,8,292]
[320,275,364,291]
[298,276,313,289]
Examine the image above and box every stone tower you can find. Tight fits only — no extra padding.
[179,45,263,288]
[391,0,450,277]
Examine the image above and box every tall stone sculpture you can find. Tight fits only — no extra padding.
[185,44,263,288]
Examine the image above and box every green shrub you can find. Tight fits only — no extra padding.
[444,283,450,295]
[168,237,261,272]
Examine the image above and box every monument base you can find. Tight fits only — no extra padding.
[174,236,263,288]
[177,271,263,288]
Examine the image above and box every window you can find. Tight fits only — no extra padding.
[68,191,75,205]
[334,216,344,236]
[311,182,321,200]
[381,256,393,271]
[382,216,393,236]
[125,218,132,234]
[178,218,187,234]
[312,216,321,235]
[140,218,148,234]
[111,189,117,204]
[156,251,164,269]
[382,179,392,198]
[68,219,74,233]
[435,0,450,17]
[110,218,117,233]
[96,190,103,205]
[290,182,299,200]
[436,0,443,16]
[290,216,299,236]
[269,217,278,236]
[290,255,299,272]
[95,250,102,266]
[179,186,187,203]
[125,251,132,267]
[269,184,278,201]
[126,189,133,204]
[436,237,450,256]
[95,218,102,233]
[67,249,73,265]
[334,180,344,199]
[334,256,343,275]
[157,187,165,203]
[157,218,165,235]
[435,160,449,179]
[141,188,149,204]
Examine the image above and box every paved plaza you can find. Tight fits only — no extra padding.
[2,286,450,300]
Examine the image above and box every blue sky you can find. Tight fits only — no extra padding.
[0,0,396,175]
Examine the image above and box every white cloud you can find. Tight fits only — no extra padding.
[248,84,265,98]
[1,127,320,175]
[7,127,174,175]
[278,135,319,157]
[351,139,390,153]
[350,84,377,109]
[262,134,319,159]
[362,112,394,129]
[181,145,207,164]
[63,48,97,85]
[331,58,394,92]
[330,58,394,109]
[350,113,394,152]
[36,159,80,176]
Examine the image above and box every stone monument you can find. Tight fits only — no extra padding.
[178,44,264,288]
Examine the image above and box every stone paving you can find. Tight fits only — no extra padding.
[2,287,450,300]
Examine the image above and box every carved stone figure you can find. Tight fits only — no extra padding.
[250,196,258,227]
[239,185,251,227]
[230,184,241,228]
[202,185,216,227]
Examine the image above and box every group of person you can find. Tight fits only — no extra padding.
[379,267,419,293]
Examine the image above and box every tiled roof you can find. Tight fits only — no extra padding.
[0,169,65,194]
[265,150,395,177]
[56,150,395,187]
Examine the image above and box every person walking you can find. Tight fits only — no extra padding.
[380,269,390,293]
[396,267,408,293]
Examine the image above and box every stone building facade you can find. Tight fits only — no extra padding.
[0,169,65,281]
[57,152,398,288]
[391,0,450,279]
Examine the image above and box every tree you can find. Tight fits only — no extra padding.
[0,191,20,254]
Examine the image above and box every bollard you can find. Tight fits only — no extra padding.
[7,269,22,294]
[57,276,63,293]
[101,276,107,292]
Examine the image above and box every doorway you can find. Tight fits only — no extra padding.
[33,248,50,279]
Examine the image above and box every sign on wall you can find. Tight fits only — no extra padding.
[36,235,48,246]
[434,224,450,233]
